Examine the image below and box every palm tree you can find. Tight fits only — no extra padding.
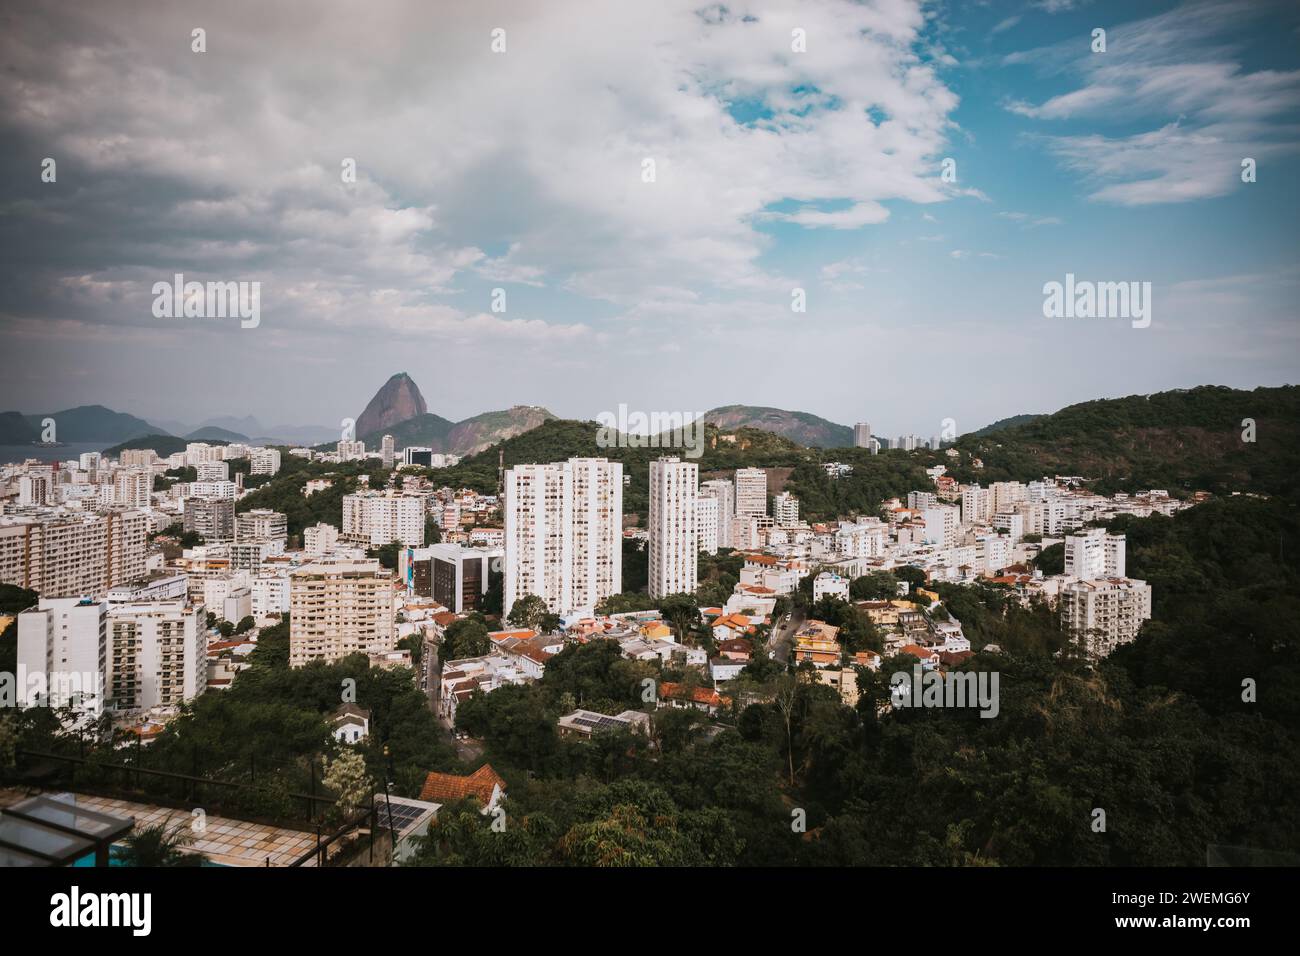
[116,817,203,867]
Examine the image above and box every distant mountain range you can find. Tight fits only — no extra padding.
[0,404,338,448]
[350,374,557,456]
[0,405,166,445]
[9,381,1295,505]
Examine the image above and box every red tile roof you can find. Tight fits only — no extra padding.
[419,764,506,805]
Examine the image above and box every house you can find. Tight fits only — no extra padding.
[723,586,777,620]
[710,657,747,683]
[717,638,753,662]
[418,763,507,814]
[438,654,529,722]
[898,644,940,670]
[639,621,673,641]
[657,682,730,716]
[711,613,755,642]
[557,708,651,739]
[332,704,371,744]
[792,620,841,668]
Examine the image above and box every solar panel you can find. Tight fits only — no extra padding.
[570,712,629,731]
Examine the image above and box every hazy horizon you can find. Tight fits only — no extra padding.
[2,375,1296,442]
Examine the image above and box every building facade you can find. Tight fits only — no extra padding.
[648,457,698,599]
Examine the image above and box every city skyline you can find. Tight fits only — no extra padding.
[1,0,1297,435]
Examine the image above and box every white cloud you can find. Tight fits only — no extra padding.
[1002,0,1300,204]
[0,0,965,337]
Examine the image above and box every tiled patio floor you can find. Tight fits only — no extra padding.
[1,790,321,866]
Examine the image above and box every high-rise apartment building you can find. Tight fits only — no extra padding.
[303,522,340,557]
[773,491,800,527]
[381,435,396,470]
[18,475,50,506]
[700,479,734,549]
[696,495,719,556]
[17,597,108,718]
[853,422,872,449]
[289,557,395,667]
[196,461,229,482]
[250,447,281,476]
[0,510,148,598]
[114,470,151,509]
[1061,578,1152,658]
[1064,529,1127,579]
[734,468,767,517]
[236,508,288,544]
[342,490,425,547]
[503,458,622,618]
[184,497,235,543]
[648,457,697,599]
[119,449,155,469]
[922,505,960,548]
[106,599,207,712]
[961,484,992,526]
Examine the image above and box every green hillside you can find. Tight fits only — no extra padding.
[951,385,1300,499]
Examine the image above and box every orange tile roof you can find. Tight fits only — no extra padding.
[489,629,538,641]
[659,682,731,708]
[419,764,506,805]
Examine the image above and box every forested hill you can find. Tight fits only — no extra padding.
[950,385,1300,499]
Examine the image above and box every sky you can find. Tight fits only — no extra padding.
[1,0,1298,437]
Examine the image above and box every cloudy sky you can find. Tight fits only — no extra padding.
[1,0,1297,436]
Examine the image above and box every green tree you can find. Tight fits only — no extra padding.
[507,594,549,631]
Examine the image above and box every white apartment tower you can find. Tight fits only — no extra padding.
[303,522,340,557]
[700,479,735,548]
[342,491,425,547]
[961,485,992,526]
[17,597,108,717]
[236,508,288,544]
[18,475,50,506]
[922,505,960,548]
[1061,578,1152,658]
[381,435,396,470]
[734,468,767,517]
[853,422,872,449]
[503,458,622,618]
[696,495,720,556]
[773,492,800,527]
[1064,529,1127,579]
[648,457,698,599]
[250,447,282,476]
